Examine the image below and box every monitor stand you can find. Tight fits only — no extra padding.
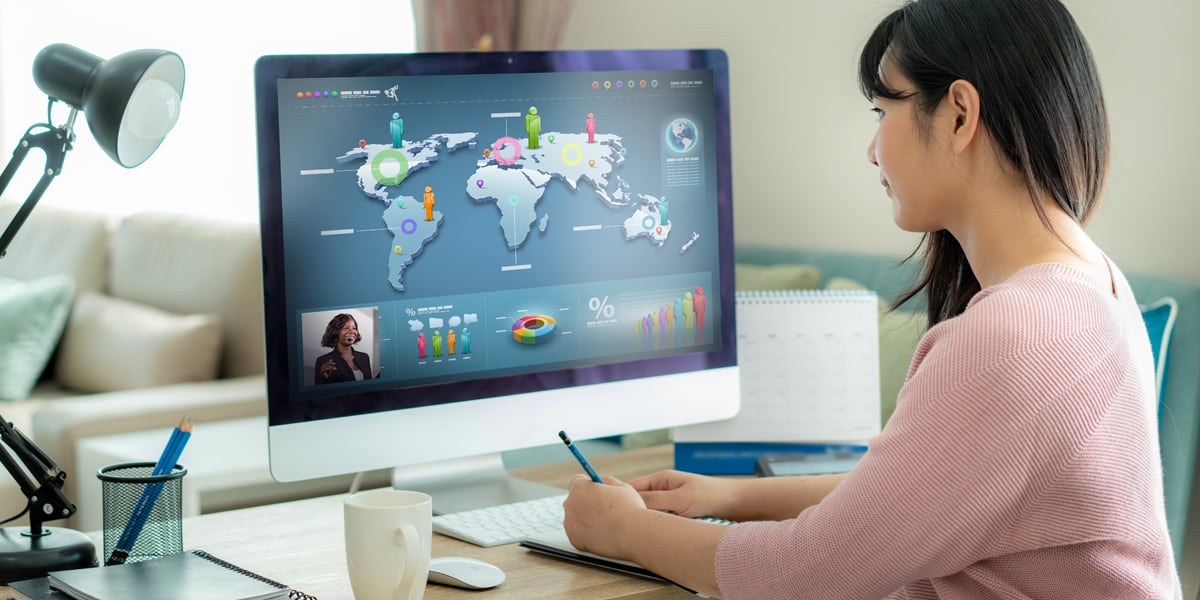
[390,452,563,515]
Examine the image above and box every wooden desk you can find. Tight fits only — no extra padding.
[6,445,685,600]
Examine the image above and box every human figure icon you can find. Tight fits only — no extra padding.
[390,112,404,148]
[659,198,670,226]
[461,327,471,354]
[525,106,542,149]
[423,186,435,221]
[673,297,684,344]
[665,301,676,331]
[432,330,443,357]
[586,112,596,143]
[448,329,456,355]
[417,331,426,359]
[682,291,695,329]
[693,285,707,343]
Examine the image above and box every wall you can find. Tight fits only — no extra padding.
[560,0,1200,283]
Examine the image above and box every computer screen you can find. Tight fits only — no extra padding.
[254,49,739,513]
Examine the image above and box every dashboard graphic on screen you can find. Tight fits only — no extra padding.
[262,56,731,424]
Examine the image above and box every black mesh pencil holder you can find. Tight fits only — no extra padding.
[97,462,187,564]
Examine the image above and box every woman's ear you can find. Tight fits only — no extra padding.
[946,79,981,154]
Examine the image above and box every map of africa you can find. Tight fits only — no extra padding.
[338,129,680,293]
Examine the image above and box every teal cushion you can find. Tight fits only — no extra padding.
[1141,297,1178,419]
[0,274,75,401]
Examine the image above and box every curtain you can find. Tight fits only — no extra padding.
[413,0,577,52]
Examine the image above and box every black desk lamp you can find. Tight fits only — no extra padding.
[0,43,184,582]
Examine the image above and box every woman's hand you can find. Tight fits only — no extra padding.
[320,359,335,380]
[629,469,742,520]
[562,475,646,559]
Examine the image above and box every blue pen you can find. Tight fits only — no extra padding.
[558,430,603,483]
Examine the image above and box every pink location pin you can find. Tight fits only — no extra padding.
[358,139,367,149]
[656,226,663,234]
[475,179,484,188]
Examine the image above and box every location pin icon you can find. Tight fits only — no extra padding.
[475,179,484,188]
[548,134,555,143]
[358,139,367,149]
[483,149,491,158]
[588,159,595,167]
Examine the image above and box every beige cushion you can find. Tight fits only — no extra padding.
[825,276,927,426]
[735,263,822,291]
[57,292,223,392]
[0,202,110,294]
[109,212,264,378]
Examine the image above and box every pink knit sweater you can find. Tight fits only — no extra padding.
[715,263,1182,599]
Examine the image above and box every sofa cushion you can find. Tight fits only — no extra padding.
[108,212,264,378]
[734,263,821,291]
[0,202,110,295]
[56,292,223,393]
[0,274,75,401]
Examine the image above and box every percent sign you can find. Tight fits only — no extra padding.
[588,296,615,319]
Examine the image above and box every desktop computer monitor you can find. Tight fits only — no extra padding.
[253,49,739,514]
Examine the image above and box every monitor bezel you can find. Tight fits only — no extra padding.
[254,49,738,481]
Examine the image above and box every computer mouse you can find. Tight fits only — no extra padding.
[427,556,506,590]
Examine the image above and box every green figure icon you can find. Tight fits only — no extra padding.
[683,291,695,329]
[525,106,542,149]
[432,330,443,357]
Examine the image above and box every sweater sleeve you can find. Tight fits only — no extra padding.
[713,272,1158,599]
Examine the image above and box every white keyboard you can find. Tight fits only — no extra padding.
[433,493,738,547]
[433,494,568,547]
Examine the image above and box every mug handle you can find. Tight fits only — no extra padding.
[393,523,421,600]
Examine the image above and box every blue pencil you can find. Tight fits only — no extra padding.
[106,417,192,565]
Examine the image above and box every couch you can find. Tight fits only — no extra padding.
[0,202,344,528]
[733,243,1200,569]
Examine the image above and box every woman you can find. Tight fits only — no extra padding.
[314,313,373,385]
[561,0,1182,597]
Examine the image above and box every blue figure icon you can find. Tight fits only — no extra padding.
[390,112,404,148]
[461,327,472,354]
[659,198,669,226]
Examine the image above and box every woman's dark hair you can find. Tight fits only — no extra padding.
[321,313,361,348]
[858,0,1109,325]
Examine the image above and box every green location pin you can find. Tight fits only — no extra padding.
[548,134,555,143]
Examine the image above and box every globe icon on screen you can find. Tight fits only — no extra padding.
[665,118,698,153]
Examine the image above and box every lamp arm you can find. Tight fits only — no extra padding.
[0,417,75,536]
[0,114,76,260]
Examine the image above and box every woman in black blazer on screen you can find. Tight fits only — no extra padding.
[314,313,374,384]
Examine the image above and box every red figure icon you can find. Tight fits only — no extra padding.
[586,112,596,143]
[417,331,426,359]
[423,186,435,221]
[693,285,707,343]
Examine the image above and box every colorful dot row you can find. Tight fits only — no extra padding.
[295,91,340,99]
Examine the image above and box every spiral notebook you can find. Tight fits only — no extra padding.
[21,550,311,600]
[673,289,881,472]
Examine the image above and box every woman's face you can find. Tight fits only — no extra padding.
[866,61,959,233]
[338,318,359,346]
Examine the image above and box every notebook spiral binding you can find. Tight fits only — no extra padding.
[192,550,318,600]
[735,289,877,303]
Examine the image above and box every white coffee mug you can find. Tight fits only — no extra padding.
[344,489,433,600]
